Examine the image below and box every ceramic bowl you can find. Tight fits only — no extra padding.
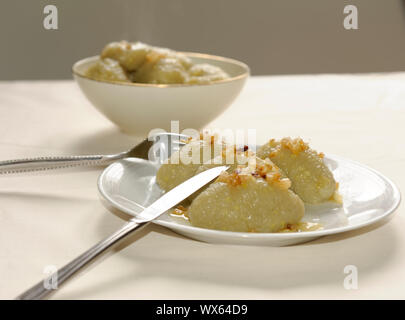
[73,53,249,135]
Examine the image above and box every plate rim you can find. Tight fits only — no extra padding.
[98,154,401,240]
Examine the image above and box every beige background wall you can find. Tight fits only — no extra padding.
[1,0,405,80]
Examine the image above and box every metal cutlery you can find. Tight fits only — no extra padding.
[0,132,187,175]
[16,165,228,300]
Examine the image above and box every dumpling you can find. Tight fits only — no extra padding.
[188,157,305,233]
[132,50,190,84]
[84,58,129,82]
[88,41,230,84]
[156,136,224,192]
[257,137,336,204]
[186,147,254,201]
[101,41,150,72]
[186,63,229,84]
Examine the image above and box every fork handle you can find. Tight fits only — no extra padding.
[16,219,148,300]
[0,153,126,175]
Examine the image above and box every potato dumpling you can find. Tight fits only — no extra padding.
[156,136,225,192]
[186,148,254,201]
[101,41,150,72]
[188,157,304,232]
[257,137,336,204]
[84,58,129,82]
[186,64,229,84]
[86,41,229,84]
[132,55,189,84]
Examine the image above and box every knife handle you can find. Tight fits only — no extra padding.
[0,153,125,175]
[16,219,147,300]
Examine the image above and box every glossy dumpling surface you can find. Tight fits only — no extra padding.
[257,138,336,204]
[188,158,305,232]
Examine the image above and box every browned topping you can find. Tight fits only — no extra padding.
[279,137,309,155]
[256,161,273,178]
[217,171,245,186]
[265,173,291,190]
[267,137,309,158]
[217,158,291,190]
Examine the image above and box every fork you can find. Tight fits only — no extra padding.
[0,133,187,175]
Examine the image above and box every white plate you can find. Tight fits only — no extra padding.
[98,156,400,246]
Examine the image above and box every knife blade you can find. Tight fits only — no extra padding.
[16,164,228,300]
[135,165,229,222]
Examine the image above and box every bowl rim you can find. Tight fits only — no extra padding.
[72,52,250,88]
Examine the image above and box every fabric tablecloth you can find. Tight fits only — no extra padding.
[0,74,404,299]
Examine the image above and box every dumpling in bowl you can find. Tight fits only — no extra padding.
[101,41,150,72]
[257,137,336,204]
[84,58,129,82]
[186,64,230,85]
[188,157,305,233]
[132,50,191,84]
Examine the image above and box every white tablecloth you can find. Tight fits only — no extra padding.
[0,74,404,299]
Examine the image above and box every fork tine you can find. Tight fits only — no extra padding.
[127,133,188,160]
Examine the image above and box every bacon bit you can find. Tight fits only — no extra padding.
[243,145,249,151]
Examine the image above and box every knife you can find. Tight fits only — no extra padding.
[16,165,228,300]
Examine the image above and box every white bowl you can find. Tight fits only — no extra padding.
[73,54,249,135]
